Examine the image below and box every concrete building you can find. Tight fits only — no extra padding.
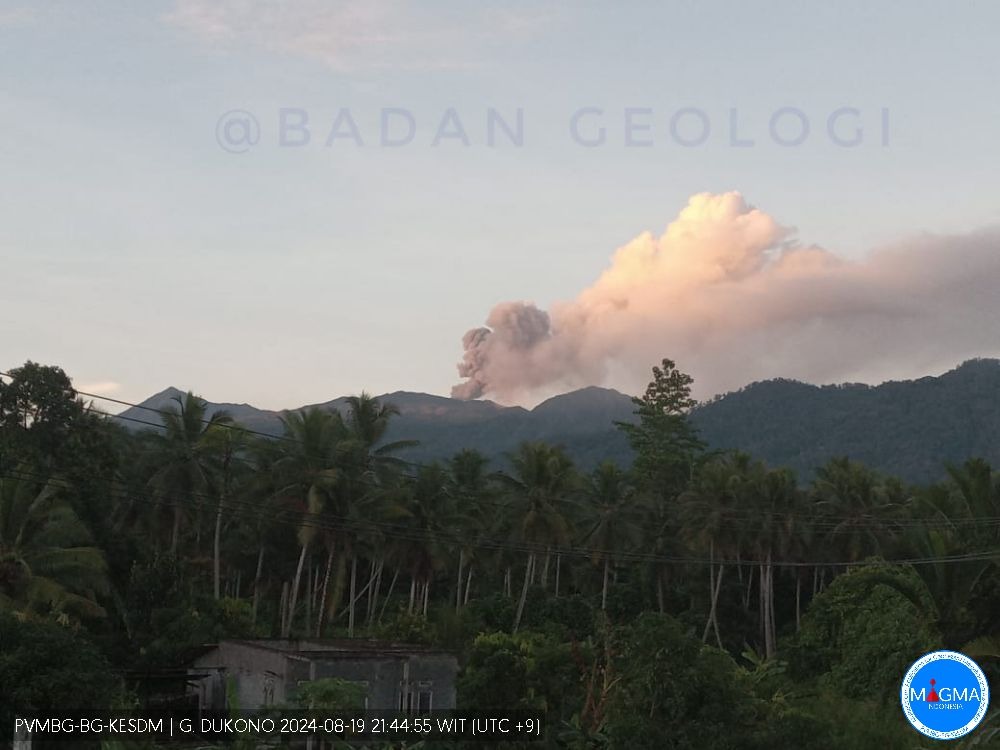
[188,639,458,712]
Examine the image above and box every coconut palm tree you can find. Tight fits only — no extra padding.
[946,458,1000,549]
[746,465,800,659]
[448,449,495,609]
[147,392,232,555]
[812,457,903,565]
[497,442,577,632]
[678,453,751,646]
[275,407,345,637]
[0,470,109,621]
[395,464,451,619]
[234,437,292,626]
[903,461,998,643]
[329,394,415,634]
[580,462,644,612]
[341,393,416,477]
[207,425,249,600]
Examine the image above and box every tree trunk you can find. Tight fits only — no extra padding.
[251,545,265,626]
[213,496,225,600]
[601,557,610,611]
[422,577,430,618]
[657,570,665,613]
[513,554,534,632]
[712,565,724,648]
[170,505,182,554]
[315,546,335,637]
[464,566,474,606]
[213,445,233,601]
[554,554,561,598]
[702,540,716,643]
[284,543,309,638]
[456,549,465,612]
[379,567,400,623]
[758,562,766,654]
[703,546,724,648]
[367,559,382,624]
[761,553,776,659]
[408,576,416,615]
[348,556,358,637]
[541,548,551,588]
[279,580,289,637]
[768,558,777,657]
[306,563,314,629]
[795,573,802,632]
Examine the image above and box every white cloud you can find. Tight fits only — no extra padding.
[453,192,1000,403]
[163,0,557,71]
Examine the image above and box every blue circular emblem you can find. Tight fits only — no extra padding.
[901,651,989,740]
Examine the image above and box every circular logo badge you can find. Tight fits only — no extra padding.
[901,651,989,740]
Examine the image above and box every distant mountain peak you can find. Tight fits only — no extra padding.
[144,385,185,400]
[118,357,1000,482]
[948,358,1000,374]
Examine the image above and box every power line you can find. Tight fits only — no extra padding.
[24,401,1000,532]
[13,403,999,532]
[5,466,1000,570]
[5,371,1000,532]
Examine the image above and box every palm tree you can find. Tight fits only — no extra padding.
[207,426,249,600]
[580,462,643,612]
[236,437,290,626]
[448,449,494,609]
[332,394,415,634]
[812,457,902,564]
[0,470,109,621]
[497,442,577,632]
[395,464,451,619]
[746,465,800,659]
[341,393,416,477]
[945,458,1000,550]
[903,460,998,643]
[678,453,750,646]
[275,407,345,637]
[147,392,232,555]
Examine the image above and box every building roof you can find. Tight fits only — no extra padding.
[202,638,455,661]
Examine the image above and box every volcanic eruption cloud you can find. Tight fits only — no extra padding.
[452,192,1000,403]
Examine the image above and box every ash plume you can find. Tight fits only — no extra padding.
[452,192,1000,403]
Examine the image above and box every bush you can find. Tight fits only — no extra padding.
[604,613,762,750]
[787,564,939,700]
[0,612,119,736]
[458,631,584,719]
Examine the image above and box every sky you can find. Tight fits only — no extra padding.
[2,1,1000,409]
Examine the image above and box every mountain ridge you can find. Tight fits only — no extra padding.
[115,359,1000,481]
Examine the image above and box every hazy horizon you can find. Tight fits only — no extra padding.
[75,355,994,418]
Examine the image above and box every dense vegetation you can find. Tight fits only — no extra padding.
[693,358,1000,483]
[2,359,1000,749]
[120,358,1000,484]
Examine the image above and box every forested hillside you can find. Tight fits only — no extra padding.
[119,359,1000,483]
[693,359,1000,482]
[4,359,1000,748]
